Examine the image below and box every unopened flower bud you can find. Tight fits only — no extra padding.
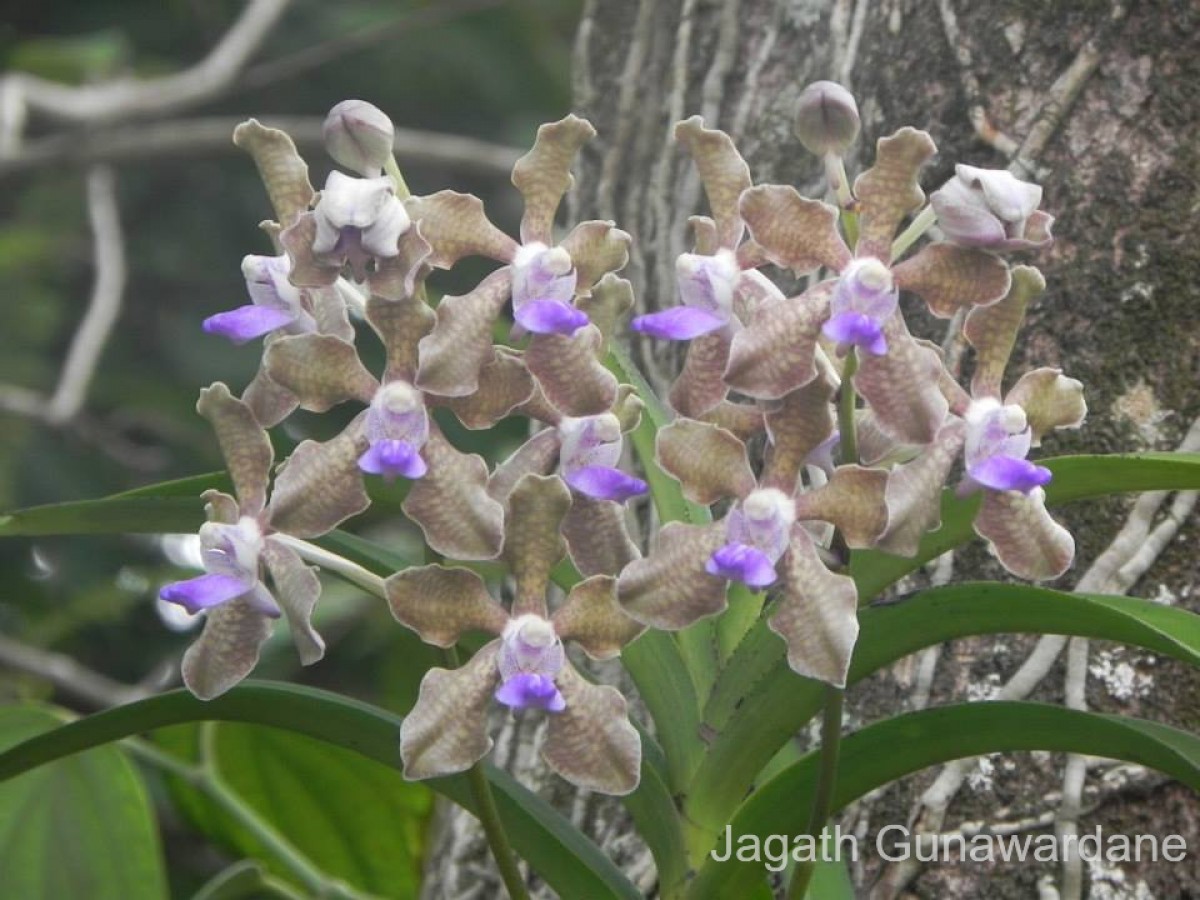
[323,99,395,177]
[794,81,860,155]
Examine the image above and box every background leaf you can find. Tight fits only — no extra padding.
[0,704,167,900]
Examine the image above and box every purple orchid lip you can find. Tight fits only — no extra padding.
[159,572,252,615]
[705,542,779,588]
[203,305,295,344]
[968,455,1052,494]
[514,298,589,336]
[357,439,428,481]
[631,306,727,341]
[564,465,648,502]
[495,672,567,712]
[822,311,888,356]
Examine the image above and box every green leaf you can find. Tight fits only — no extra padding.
[851,452,1200,599]
[804,856,855,899]
[160,723,430,898]
[190,861,269,900]
[0,683,641,900]
[689,703,1200,898]
[685,584,1200,854]
[0,704,167,900]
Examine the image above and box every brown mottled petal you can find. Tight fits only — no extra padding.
[403,426,505,561]
[562,493,640,578]
[515,380,563,426]
[974,488,1074,581]
[400,641,501,780]
[768,528,860,687]
[558,221,632,292]
[512,115,597,245]
[416,267,513,398]
[892,242,1011,319]
[436,347,535,430]
[181,596,273,701]
[795,465,889,548]
[855,408,902,467]
[242,361,299,429]
[853,127,936,260]
[370,225,434,302]
[404,191,518,268]
[733,268,787,322]
[656,419,755,505]
[554,575,644,658]
[268,414,370,538]
[197,383,273,516]
[386,565,508,647]
[689,215,720,255]
[279,213,340,288]
[618,521,729,629]
[366,295,435,383]
[202,489,240,525]
[488,428,562,503]
[524,326,618,417]
[503,474,572,617]
[724,281,833,400]
[762,372,836,493]
[964,265,1046,399]
[936,353,973,416]
[877,418,966,557]
[307,286,355,342]
[699,401,764,442]
[261,538,324,665]
[576,273,634,351]
[675,116,752,249]
[1023,210,1054,247]
[670,331,732,418]
[853,317,949,446]
[232,119,314,227]
[542,662,641,795]
[1005,368,1087,446]
[264,334,379,412]
[738,184,851,275]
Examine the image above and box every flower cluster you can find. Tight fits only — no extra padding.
[160,88,1082,795]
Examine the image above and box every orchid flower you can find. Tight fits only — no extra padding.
[930,164,1054,250]
[408,115,632,416]
[262,292,528,561]
[726,127,1015,446]
[629,118,781,433]
[389,474,644,794]
[619,406,888,687]
[488,389,647,578]
[159,383,369,698]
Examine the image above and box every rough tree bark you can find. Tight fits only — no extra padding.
[424,1,1200,897]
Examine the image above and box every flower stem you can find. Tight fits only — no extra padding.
[837,348,859,466]
[890,204,937,261]
[272,535,387,598]
[444,647,531,900]
[785,684,845,900]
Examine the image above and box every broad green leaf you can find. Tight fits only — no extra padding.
[686,584,1200,853]
[0,683,642,900]
[689,703,1200,898]
[0,704,167,900]
[851,452,1200,599]
[160,723,429,898]
[804,855,855,899]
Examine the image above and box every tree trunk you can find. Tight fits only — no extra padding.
[425,1,1200,896]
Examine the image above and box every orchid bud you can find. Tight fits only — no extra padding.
[323,99,395,177]
[794,81,860,155]
[931,164,1049,249]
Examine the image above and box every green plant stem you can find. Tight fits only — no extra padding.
[444,647,532,900]
[274,535,387,597]
[837,348,859,466]
[890,204,936,261]
[785,685,845,900]
[384,154,413,200]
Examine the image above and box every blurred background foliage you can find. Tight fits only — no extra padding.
[0,1,579,895]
